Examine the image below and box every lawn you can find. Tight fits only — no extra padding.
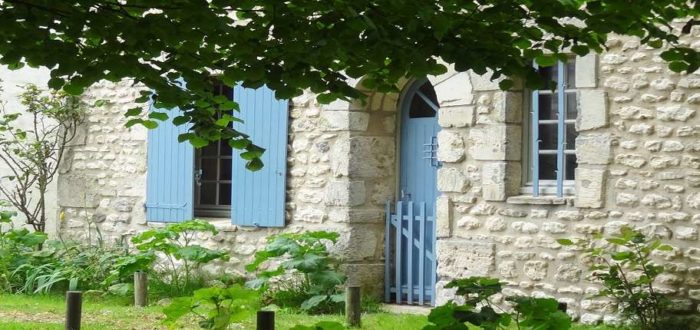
[0,294,618,330]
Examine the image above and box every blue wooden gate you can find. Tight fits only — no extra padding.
[385,79,440,306]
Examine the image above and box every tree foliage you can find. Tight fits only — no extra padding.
[0,1,697,164]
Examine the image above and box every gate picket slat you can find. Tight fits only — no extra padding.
[418,202,426,305]
[395,201,403,303]
[384,201,391,303]
[406,201,414,304]
[429,214,437,306]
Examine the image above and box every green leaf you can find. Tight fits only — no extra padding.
[557,239,574,246]
[301,295,328,310]
[148,111,169,121]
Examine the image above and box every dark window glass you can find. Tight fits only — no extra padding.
[220,141,233,156]
[538,94,557,120]
[199,183,217,205]
[566,61,576,89]
[409,82,438,118]
[566,154,577,180]
[220,159,232,180]
[202,143,217,157]
[219,183,232,205]
[538,154,557,180]
[566,92,577,120]
[201,159,217,180]
[538,124,559,150]
[566,124,576,149]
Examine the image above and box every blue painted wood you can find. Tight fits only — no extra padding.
[418,202,426,305]
[531,63,540,197]
[406,201,414,304]
[395,201,403,303]
[231,85,289,227]
[429,214,437,306]
[556,61,566,197]
[145,106,194,222]
[384,201,391,303]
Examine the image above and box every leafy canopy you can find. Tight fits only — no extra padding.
[0,1,698,166]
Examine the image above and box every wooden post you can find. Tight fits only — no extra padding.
[256,311,275,330]
[346,286,361,328]
[134,271,148,307]
[65,291,82,330]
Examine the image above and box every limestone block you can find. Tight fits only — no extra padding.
[437,167,469,193]
[492,91,522,123]
[437,131,465,163]
[320,111,369,131]
[575,53,597,88]
[342,263,384,297]
[328,208,383,224]
[615,154,647,168]
[555,263,582,282]
[469,70,501,91]
[524,261,548,281]
[330,136,394,178]
[437,240,495,278]
[333,225,381,261]
[436,196,452,238]
[324,181,366,206]
[676,226,698,241]
[542,222,567,234]
[482,162,521,201]
[656,105,696,122]
[292,207,327,223]
[485,216,506,232]
[457,215,481,230]
[511,221,539,234]
[576,134,611,165]
[616,193,639,207]
[575,168,606,208]
[58,174,101,208]
[498,260,518,279]
[433,71,474,106]
[468,125,521,161]
[577,90,608,131]
[688,192,700,210]
[641,194,673,209]
[438,105,475,128]
[616,105,654,120]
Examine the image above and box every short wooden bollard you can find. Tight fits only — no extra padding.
[65,291,82,330]
[134,271,148,307]
[345,286,361,328]
[257,311,275,330]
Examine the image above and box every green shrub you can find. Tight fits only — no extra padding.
[423,277,571,330]
[163,285,260,330]
[558,226,674,330]
[246,231,346,313]
[112,219,229,297]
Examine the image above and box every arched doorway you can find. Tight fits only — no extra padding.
[385,79,440,306]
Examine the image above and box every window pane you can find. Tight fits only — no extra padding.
[199,182,217,205]
[201,159,217,180]
[566,123,577,150]
[539,154,557,180]
[538,94,557,120]
[566,61,576,88]
[539,65,558,83]
[539,124,559,150]
[201,143,217,157]
[220,140,232,156]
[566,92,577,120]
[566,154,577,180]
[220,159,232,180]
[409,82,438,118]
[219,183,231,205]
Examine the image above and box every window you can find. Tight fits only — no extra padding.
[195,84,233,218]
[525,60,578,197]
[145,84,289,227]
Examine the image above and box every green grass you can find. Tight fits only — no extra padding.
[0,293,620,329]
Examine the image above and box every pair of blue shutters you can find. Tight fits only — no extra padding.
[145,85,289,227]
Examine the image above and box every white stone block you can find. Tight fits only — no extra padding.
[575,54,597,88]
[433,71,474,106]
[436,131,465,163]
[437,167,469,192]
[438,105,475,128]
[492,91,523,123]
[468,125,521,161]
[575,168,606,208]
[320,111,369,131]
[435,196,452,238]
[577,89,608,131]
[576,134,611,165]
[324,180,366,206]
[482,162,520,201]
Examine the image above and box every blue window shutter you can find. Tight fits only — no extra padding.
[145,106,194,222]
[231,85,289,227]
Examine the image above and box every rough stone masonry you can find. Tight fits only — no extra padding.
[55,26,700,325]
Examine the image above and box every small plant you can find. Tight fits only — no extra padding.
[558,226,673,330]
[119,219,229,296]
[423,277,570,330]
[0,83,85,233]
[163,285,260,330]
[290,321,345,330]
[246,231,346,312]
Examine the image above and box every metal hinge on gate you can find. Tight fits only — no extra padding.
[422,136,440,168]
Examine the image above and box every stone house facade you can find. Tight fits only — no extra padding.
[24,29,700,323]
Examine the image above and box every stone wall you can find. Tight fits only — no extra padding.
[433,29,700,324]
[55,79,391,294]
[52,27,700,324]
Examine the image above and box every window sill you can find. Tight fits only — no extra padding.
[506,195,574,205]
